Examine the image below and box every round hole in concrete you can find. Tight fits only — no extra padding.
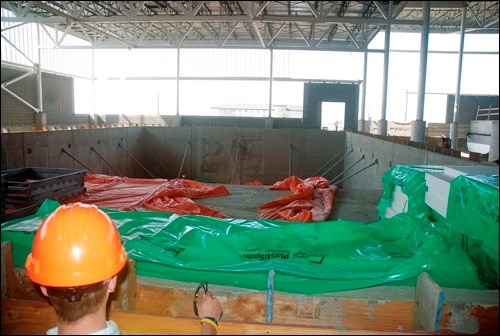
[68,143,72,148]
[98,140,101,144]
[27,147,32,154]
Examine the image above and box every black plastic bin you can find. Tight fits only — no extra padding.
[1,167,86,222]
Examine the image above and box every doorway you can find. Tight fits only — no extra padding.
[303,82,359,130]
[321,102,345,131]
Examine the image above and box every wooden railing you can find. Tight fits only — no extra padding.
[476,105,499,120]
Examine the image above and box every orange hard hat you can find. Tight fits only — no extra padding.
[26,203,127,287]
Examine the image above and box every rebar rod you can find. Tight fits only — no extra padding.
[61,148,95,173]
[90,146,122,177]
[310,148,346,177]
[231,142,240,184]
[178,141,191,178]
[330,154,365,184]
[321,147,354,177]
[288,144,293,176]
[333,159,378,185]
[139,140,169,176]
[118,143,156,179]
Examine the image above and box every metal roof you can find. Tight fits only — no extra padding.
[1,1,499,50]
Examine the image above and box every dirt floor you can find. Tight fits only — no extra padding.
[196,184,383,223]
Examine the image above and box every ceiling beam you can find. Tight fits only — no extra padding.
[1,14,422,26]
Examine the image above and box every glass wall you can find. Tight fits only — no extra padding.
[1,8,498,123]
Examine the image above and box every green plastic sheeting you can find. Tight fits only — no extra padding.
[376,165,499,289]
[377,165,440,219]
[446,174,499,288]
[1,198,488,295]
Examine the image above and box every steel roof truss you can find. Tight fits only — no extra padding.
[315,24,335,48]
[341,23,361,50]
[179,21,196,45]
[222,21,240,46]
[323,1,339,18]
[266,22,286,48]
[305,1,319,18]
[294,23,311,48]
[201,21,219,46]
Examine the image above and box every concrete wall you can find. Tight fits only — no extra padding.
[343,132,486,190]
[1,127,145,178]
[141,126,345,185]
[4,128,492,189]
[1,127,346,186]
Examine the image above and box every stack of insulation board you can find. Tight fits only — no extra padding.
[424,165,499,219]
[384,185,409,218]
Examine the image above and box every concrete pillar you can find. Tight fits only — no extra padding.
[377,119,388,136]
[451,5,467,149]
[380,24,390,136]
[415,1,430,124]
[411,120,426,143]
[358,119,366,133]
[450,122,458,148]
[359,51,368,132]
[266,117,274,129]
[489,121,499,162]
[35,112,47,129]
[176,48,180,116]
[268,49,273,118]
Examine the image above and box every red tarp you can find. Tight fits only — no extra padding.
[257,176,338,222]
[63,174,337,222]
[63,174,231,218]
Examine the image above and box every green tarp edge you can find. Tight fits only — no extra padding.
[1,197,489,295]
[376,165,499,289]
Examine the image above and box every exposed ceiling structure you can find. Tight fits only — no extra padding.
[1,1,499,51]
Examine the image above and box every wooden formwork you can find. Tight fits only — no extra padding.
[1,242,498,335]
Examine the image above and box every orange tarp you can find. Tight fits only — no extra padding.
[63,174,231,218]
[257,176,338,222]
[63,174,336,222]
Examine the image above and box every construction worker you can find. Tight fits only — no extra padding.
[25,202,223,335]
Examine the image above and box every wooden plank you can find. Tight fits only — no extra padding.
[111,258,137,310]
[440,287,499,335]
[1,242,16,299]
[131,280,416,331]
[3,270,416,332]
[0,298,430,335]
[413,272,444,332]
[3,251,496,335]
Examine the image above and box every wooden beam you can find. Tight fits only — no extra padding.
[1,242,16,299]
[0,298,430,335]
[111,258,137,310]
[413,272,444,332]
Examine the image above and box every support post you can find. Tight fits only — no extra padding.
[451,4,467,149]
[266,270,275,324]
[413,272,444,332]
[1,242,16,299]
[411,0,430,143]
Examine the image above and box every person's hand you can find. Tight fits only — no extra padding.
[197,290,223,321]
[197,291,223,335]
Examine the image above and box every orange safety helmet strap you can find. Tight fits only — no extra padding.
[26,202,127,287]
